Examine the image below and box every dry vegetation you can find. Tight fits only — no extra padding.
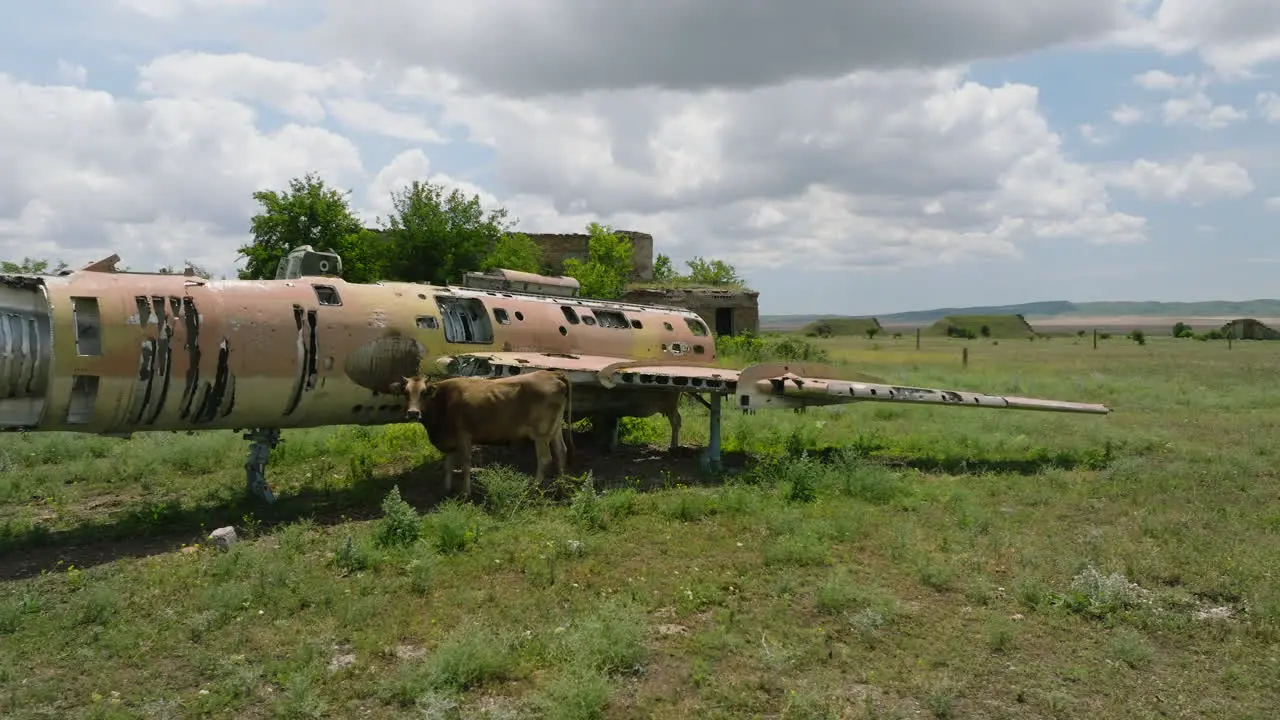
[1,331,1278,719]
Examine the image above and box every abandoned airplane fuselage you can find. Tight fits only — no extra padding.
[0,266,716,436]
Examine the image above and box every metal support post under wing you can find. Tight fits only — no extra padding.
[700,392,723,473]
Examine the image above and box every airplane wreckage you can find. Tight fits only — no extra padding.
[0,246,1110,502]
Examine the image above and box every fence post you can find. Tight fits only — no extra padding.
[916,328,921,350]
[962,347,968,367]
[1093,328,1097,350]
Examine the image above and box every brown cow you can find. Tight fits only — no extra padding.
[592,390,683,453]
[388,370,574,499]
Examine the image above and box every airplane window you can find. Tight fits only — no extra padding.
[582,316,597,326]
[494,308,511,325]
[630,319,643,329]
[663,322,673,331]
[592,309,629,329]
[415,315,439,329]
[313,285,342,306]
[685,318,708,336]
[514,311,524,321]
[561,306,581,325]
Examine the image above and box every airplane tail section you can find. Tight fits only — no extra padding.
[735,362,1111,415]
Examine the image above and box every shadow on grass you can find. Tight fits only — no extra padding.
[809,443,1115,476]
[0,431,1111,581]
[0,438,750,581]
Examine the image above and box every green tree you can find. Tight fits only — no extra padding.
[652,253,677,281]
[481,232,545,274]
[684,256,743,286]
[0,258,68,275]
[237,172,368,281]
[563,222,634,300]
[380,180,515,286]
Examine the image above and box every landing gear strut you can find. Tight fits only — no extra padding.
[699,392,723,473]
[242,428,281,503]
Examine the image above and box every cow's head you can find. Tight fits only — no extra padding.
[387,375,437,421]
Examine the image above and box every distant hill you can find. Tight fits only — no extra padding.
[761,299,1280,329]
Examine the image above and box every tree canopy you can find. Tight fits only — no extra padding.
[237,172,368,281]
[561,223,635,300]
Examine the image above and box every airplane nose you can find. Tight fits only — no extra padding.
[405,409,420,420]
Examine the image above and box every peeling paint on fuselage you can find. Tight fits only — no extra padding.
[0,270,718,435]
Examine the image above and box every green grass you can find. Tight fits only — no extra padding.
[2,333,1279,718]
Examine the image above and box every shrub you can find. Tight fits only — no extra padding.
[375,485,421,548]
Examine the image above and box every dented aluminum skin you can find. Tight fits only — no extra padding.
[0,255,1111,440]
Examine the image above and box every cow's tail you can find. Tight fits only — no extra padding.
[561,371,575,465]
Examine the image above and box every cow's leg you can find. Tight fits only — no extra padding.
[599,415,621,453]
[551,429,568,479]
[533,437,550,487]
[668,409,682,451]
[459,444,473,500]
[442,452,456,494]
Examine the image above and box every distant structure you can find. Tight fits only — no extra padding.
[524,229,757,336]
[1221,318,1280,340]
[621,286,760,337]
[926,314,1037,339]
[524,230,655,282]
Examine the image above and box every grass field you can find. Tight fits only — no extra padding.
[2,332,1278,719]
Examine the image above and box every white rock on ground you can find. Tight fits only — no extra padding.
[209,526,238,551]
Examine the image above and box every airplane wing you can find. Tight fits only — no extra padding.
[433,351,633,383]
[434,353,1110,416]
[734,362,1111,415]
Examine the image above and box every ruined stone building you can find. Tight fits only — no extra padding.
[524,231,655,281]
[619,286,760,337]
[526,229,760,336]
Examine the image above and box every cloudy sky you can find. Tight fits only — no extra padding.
[3,1,1279,315]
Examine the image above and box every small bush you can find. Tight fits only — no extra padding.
[375,485,421,548]
[424,627,516,691]
[1051,566,1152,619]
[425,500,482,554]
[476,465,537,519]
[568,480,607,532]
[333,535,380,575]
[554,602,648,675]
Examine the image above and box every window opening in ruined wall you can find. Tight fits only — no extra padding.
[436,297,495,343]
